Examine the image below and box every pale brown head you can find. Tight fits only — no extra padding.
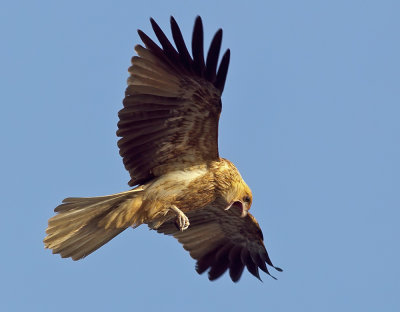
[225,180,253,217]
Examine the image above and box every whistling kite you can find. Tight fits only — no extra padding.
[44,16,282,282]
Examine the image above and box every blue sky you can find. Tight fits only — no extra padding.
[1,0,399,311]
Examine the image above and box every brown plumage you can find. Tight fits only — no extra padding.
[44,16,282,282]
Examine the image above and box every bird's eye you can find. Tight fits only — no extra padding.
[243,196,251,203]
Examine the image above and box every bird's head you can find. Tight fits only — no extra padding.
[225,180,253,217]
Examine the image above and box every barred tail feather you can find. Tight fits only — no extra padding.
[44,188,144,260]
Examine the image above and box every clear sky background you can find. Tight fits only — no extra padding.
[1,0,399,311]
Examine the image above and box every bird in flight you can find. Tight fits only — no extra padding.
[44,16,282,282]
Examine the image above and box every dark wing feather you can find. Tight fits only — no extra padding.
[205,29,222,83]
[118,16,230,186]
[191,16,206,76]
[156,204,282,282]
[170,16,193,71]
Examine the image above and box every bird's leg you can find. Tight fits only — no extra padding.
[169,205,190,231]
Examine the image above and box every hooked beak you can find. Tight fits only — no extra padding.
[224,201,248,217]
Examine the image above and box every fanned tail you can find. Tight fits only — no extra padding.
[44,187,144,260]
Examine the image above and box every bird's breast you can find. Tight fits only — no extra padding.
[144,165,210,201]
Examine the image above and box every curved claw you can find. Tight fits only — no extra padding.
[170,205,190,231]
[177,213,190,231]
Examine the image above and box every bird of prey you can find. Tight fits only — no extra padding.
[44,16,282,282]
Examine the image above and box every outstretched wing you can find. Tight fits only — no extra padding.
[118,16,230,186]
[156,204,282,282]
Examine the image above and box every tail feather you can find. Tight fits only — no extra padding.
[53,225,124,260]
[54,189,140,212]
[44,188,144,260]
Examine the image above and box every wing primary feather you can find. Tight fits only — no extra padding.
[241,248,262,281]
[170,16,193,71]
[191,16,206,76]
[150,18,180,63]
[137,29,176,71]
[228,245,245,282]
[208,243,232,281]
[252,252,277,280]
[215,49,230,92]
[260,247,283,272]
[196,247,219,274]
[205,29,222,83]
